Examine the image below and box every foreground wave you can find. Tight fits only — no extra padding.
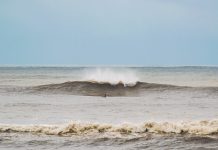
[1,120,218,136]
[28,81,187,96]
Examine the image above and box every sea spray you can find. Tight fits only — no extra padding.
[81,68,139,86]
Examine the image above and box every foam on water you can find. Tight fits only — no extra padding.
[1,120,218,136]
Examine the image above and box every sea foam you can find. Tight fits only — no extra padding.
[1,120,218,136]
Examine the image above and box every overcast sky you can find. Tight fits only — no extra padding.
[0,0,218,66]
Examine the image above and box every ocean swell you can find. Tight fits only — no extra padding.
[1,120,218,136]
[28,81,184,96]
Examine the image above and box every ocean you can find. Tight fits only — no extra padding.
[0,66,218,150]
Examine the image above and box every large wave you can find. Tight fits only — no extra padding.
[3,68,218,96]
[1,120,218,136]
[28,81,185,96]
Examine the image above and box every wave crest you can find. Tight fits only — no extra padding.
[82,68,139,86]
[29,81,180,96]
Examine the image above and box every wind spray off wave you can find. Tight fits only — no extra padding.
[81,68,139,86]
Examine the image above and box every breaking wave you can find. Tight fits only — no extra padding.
[5,68,218,96]
[1,120,218,136]
[28,81,184,96]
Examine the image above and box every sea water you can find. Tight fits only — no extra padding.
[0,67,218,150]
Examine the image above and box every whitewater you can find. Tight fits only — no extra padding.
[0,67,218,150]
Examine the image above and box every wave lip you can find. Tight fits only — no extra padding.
[1,120,218,136]
[28,81,184,96]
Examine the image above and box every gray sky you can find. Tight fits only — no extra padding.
[0,0,218,66]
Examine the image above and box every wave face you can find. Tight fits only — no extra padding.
[28,81,186,96]
[1,120,218,136]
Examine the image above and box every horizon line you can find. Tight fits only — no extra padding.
[0,65,218,68]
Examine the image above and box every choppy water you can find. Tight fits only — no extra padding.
[0,67,218,150]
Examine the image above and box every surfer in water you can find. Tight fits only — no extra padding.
[104,93,107,98]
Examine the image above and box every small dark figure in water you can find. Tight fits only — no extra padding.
[104,93,107,98]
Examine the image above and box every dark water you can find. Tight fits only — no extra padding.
[1,133,218,150]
